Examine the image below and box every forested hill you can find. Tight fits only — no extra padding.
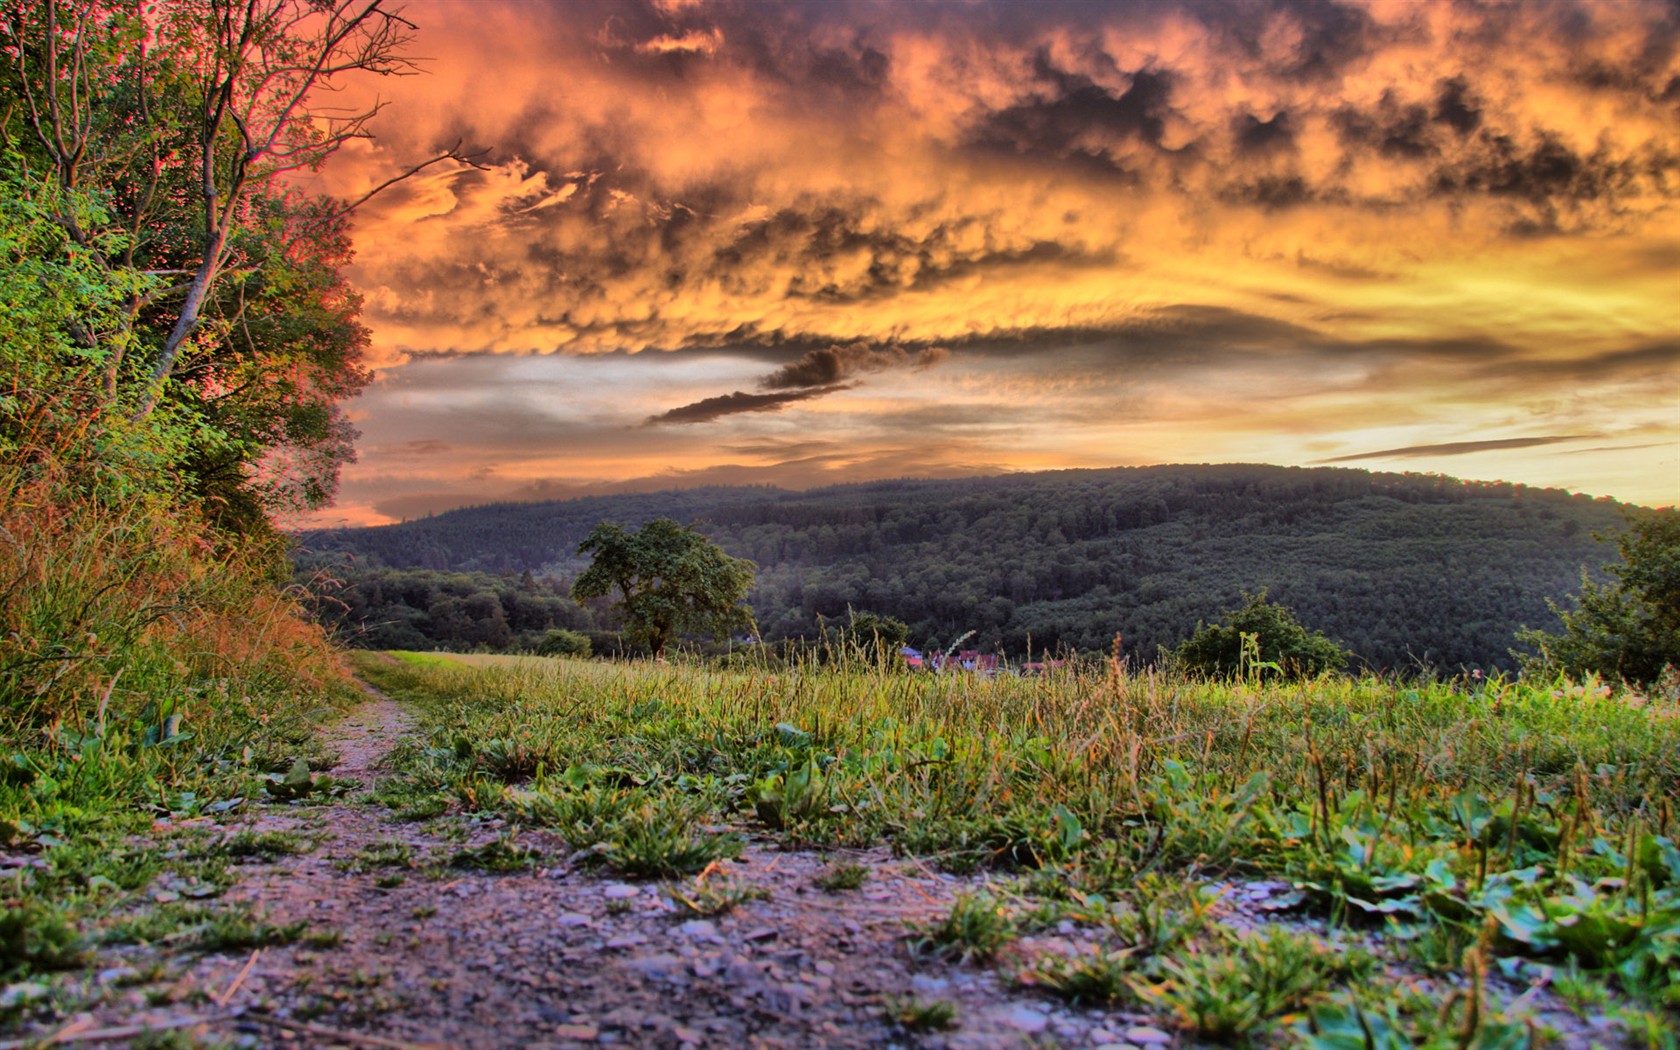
[296,464,1636,671]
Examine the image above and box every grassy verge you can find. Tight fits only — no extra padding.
[1,456,359,1028]
[360,650,1680,1046]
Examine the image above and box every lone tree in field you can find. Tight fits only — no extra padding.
[1172,592,1350,679]
[1518,509,1680,687]
[572,519,756,656]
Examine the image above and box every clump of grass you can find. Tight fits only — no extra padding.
[667,874,769,916]
[1021,946,1136,1005]
[883,994,958,1032]
[335,841,415,874]
[449,834,542,873]
[193,910,310,952]
[218,829,314,861]
[1139,928,1372,1044]
[0,900,88,976]
[814,860,868,892]
[910,892,1018,963]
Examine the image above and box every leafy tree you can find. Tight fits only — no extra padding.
[1518,510,1680,686]
[835,610,911,664]
[1171,592,1350,679]
[572,519,756,656]
[0,0,468,531]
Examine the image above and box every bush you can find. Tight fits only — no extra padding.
[535,629,591,658]
[1518,509,1680,688]
[1171,592,1350,680]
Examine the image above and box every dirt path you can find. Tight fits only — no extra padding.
[59,687,1171,1050]
[38,688,1610,1050]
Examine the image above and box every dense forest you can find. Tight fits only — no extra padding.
[295,464,1636,671]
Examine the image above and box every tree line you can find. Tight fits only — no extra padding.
[296,464,1639,672]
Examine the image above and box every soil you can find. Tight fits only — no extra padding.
[22,688,1630,1050]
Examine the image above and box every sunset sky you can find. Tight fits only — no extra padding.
[303,0,1679,526]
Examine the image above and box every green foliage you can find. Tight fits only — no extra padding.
[813,860,868,892]
[1171,592,1350,679]
[301,465,1630,671]
[911,892,1019,962]
[883,995,958,1032]
[834,610,911,664]
[536,629,592,658]
[1519,509,1680,687]
[572,519,757,655]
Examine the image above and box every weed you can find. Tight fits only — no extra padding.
[192,910,310,952]
[217,829,313,861]
[884,994,958,1032]
[1139,928,1372,1044]
[302,929,344,949]
[449,834,542,873]
[0,900,87,976]
[1020,946,1136,1005]
[814,860,868,892]
[590,804,743,878]
[335,841,415,873]
[911,892,1018,963]
[668,874,769,916]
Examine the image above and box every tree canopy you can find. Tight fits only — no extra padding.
[1518,510,1680,687]
[0,0,461,535]
[572,519,757,656]
[1170,592,1350,680]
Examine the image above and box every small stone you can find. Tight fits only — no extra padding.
[676,920,716,939]
[744,926,778,942]
[673,1026,704,1045]
[558,912,592,927]
[909,974,949,994]
[605,934,647,949]
[1005,1006,1049,1033]
[553,1022,599,1041]
[603,884,639,899]
[625,953,684,979]
[1125,1026,1174,1046]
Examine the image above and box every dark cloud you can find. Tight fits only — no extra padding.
[968,56,1182,174]
[1319,436,1597,463]
[761,343,949,389]
[1432,77,1481,136]
[645,384,854,425]
[1233,110,1295,155]
[1473,342,1680,383]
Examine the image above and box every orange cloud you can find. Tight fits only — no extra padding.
[293,0,1680,525]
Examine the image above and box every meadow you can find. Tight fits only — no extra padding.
[358,650,1680,1047]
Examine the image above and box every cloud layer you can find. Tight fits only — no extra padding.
[299,0,1680,524]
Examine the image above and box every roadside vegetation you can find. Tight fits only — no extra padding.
[362,649,1680,1046]
[1,0,419,1030]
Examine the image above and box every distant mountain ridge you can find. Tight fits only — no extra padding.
[297,464,1633,670]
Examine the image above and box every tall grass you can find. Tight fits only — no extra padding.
[1,431,359,988]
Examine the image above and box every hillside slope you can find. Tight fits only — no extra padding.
[297,464,1633,670]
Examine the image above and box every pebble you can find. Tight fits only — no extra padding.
[558,912,592,927]
[1125,1026,1174,1046]
[604,934,647,949]
[553,1022,599,1040]
[602,883,639,899]
[675,920,717,939]
[1004,1006,1049,1033]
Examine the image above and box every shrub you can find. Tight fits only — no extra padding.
[535,629,592,658]
[1171,592,1350,679]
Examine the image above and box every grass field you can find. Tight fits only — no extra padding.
[360,651,1680,1047]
